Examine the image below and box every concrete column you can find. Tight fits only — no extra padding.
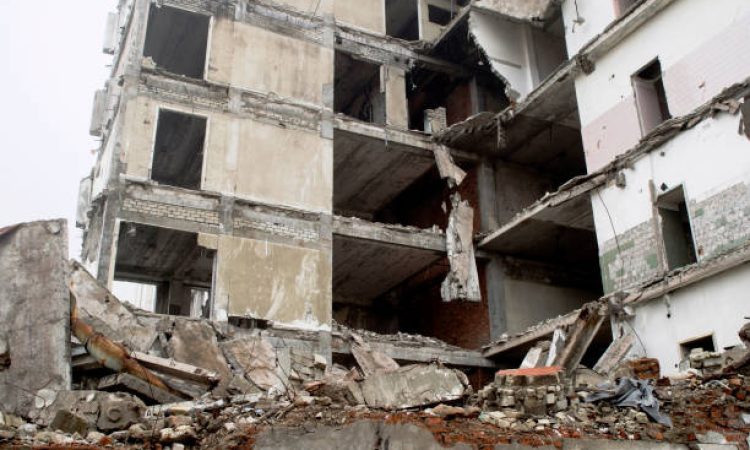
[477,158,506,338]
[477,159,499,233]
[384,66,409,129]
[95,193,122,286]
[485,257,508,340]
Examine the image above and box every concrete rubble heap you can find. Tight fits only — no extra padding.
[0,220,749,448]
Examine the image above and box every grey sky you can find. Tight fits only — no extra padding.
[0,1,118,256]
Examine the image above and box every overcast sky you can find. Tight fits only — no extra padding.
[0,1,118,256]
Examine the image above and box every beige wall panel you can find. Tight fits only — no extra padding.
[334,0,385,34]
[122,96,157,179]
[208,18,333,106]
[216,236,332,327]
[233,120,332,212]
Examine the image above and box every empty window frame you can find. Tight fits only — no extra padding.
[334,52,385,124]
[151,109,207,190]
[114,223,215,319]
[143,5,210,78]
[657,186,697,271]
[385,0,420,41]
[632,59,671,136]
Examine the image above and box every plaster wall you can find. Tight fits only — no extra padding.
[560,0,617,56]
[208,18,334,106]
[592,112,750,291]
[619,263,750,376]
[121,96,333,213]
[470,11,566,100]
[214,235,332,329]
[575,0,750,171]
[334,0,385,35]
[494,162,556,225]
[504,278,594,334]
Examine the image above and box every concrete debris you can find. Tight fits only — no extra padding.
[98,373,185,404]
[69,260,157,353]
[594,334,637,376]
[220,337,289,394]
[168,319,233,394]
[434,145,467,187]
[441,194,482,302]
[0,220,71,417]
[350,333,400,377]
[554,303,608,374]
[358,364,469,410]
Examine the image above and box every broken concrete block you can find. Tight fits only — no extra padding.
[350,339,399,378]
[97,394,146,432]
[69,260,157,353]
[0,221,71,417]
[49,410,91,435]
[99,373,184,404]
[434,145,467,187]
[358,364,468,410]
[169,319,231,392]
[220,336,287,393]
[593,333,636,376]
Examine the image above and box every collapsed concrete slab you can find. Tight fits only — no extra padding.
[358,364,469,410]
[69,260,157,353]
[168,319,232,393]
[0,221,71,417]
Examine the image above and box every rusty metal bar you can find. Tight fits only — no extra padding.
[70,293,176,395]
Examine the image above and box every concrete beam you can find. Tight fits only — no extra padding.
[332,216,446,253]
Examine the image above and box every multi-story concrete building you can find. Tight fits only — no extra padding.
[78,0,750,374]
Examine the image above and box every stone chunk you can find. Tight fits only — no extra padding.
[49,410,90,435]
[358,364,468,409]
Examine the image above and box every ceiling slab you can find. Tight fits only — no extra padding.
[333,235,443,303]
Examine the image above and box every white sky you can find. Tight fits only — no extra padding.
[0,1,118,256]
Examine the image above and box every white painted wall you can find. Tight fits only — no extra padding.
[591,112,750,245]
[561,0,617,56]
[469,11,566,100]
[615,263,750,376]
[576,0,750,127]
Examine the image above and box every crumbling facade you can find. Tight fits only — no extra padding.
[75,0,750,401]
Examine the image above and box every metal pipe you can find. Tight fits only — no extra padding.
[70,292,176,395]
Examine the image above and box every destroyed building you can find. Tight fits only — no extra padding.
[76,0,750,377]
[2,0,750,448]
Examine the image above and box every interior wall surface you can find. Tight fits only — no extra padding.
[618,263,750,377]
[208,18,334,106]
[592,113,750,292]
[560,0,617,56]
[503,278,595,334]
[214,235,332,329]
[334,0,385,35]
[122,96,333,213]
[575,0,750,171]
[494,163,556,225]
